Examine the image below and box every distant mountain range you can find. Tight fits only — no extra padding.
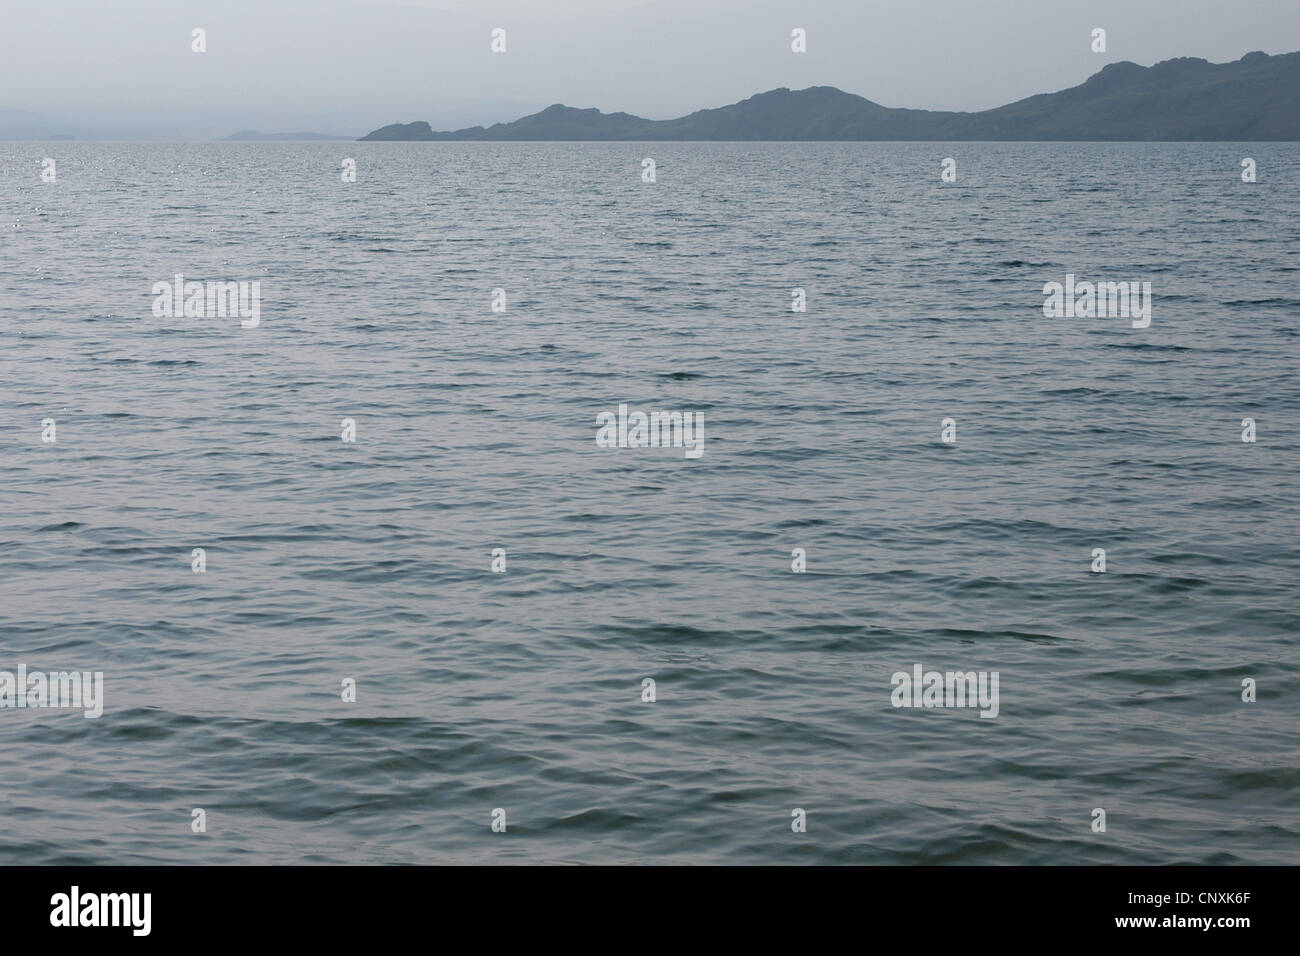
[360,51,1300,141]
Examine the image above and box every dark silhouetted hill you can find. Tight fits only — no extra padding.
[360,51,1300,141]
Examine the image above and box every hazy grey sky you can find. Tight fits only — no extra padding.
[3,0,1299,137]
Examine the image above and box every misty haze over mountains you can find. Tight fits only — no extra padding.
[4,51,1297,142]
[6,0,1300,142]
[0,99,543,142]
[360,51,1300,141]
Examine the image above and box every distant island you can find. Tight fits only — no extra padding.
[361,51,1299,141]
[224,130,354,141]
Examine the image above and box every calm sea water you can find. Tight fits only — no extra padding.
[0,142,1297,864]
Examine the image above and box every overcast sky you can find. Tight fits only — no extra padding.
[3,0,1299,137]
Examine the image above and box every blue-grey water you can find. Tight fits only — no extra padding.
[0,142,1297,864]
